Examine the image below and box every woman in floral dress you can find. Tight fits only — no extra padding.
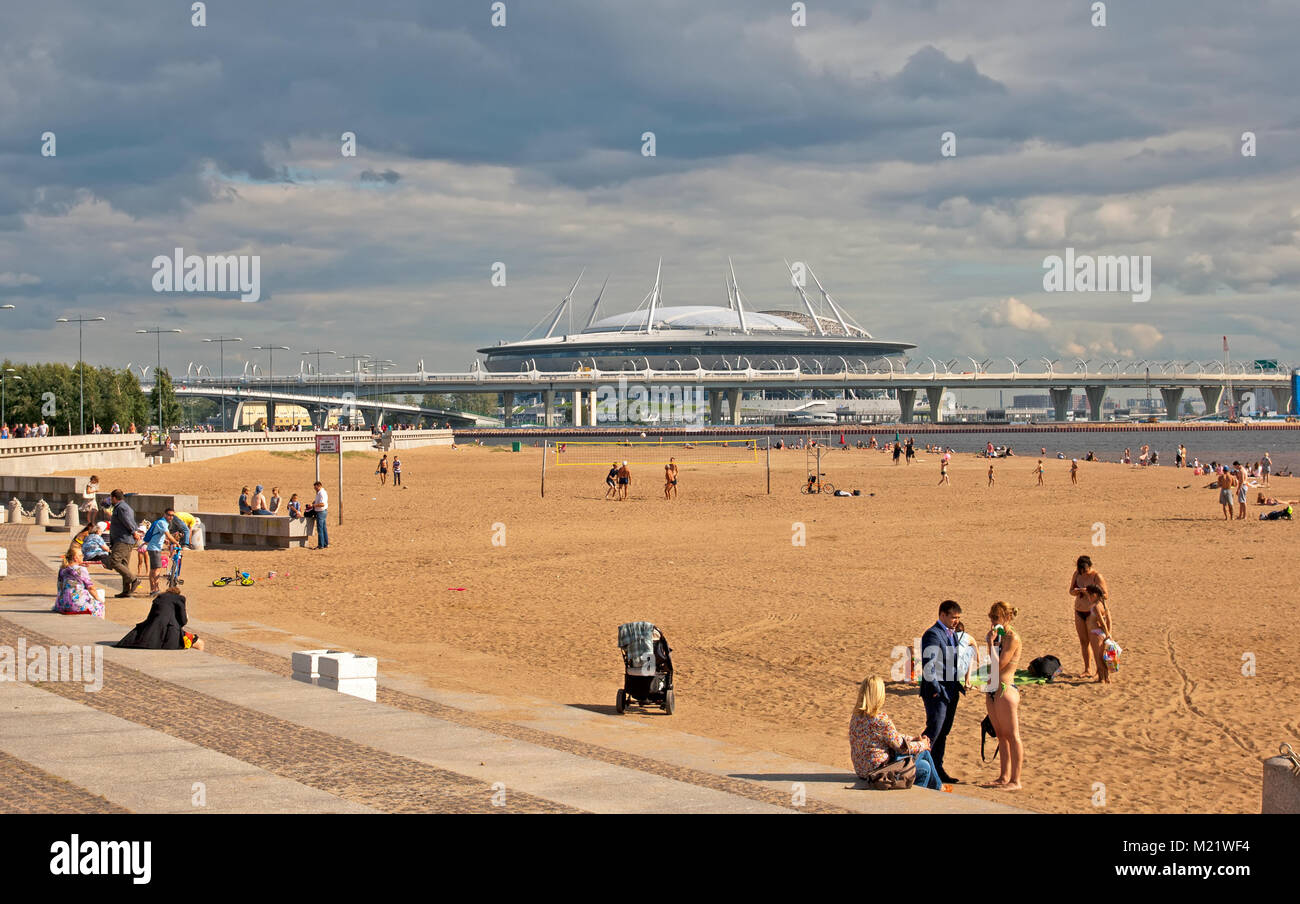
[54,547,106,618]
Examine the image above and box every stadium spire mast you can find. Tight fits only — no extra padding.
[543,269,584,338]
[645,259,662,335]
[807,266,864,337]
[584,275,610,331]
[784,259,825,336]
[728,257,749,334]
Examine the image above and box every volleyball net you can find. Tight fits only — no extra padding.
[551,438,761,467]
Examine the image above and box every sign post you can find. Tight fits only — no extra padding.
[315,433,342,525]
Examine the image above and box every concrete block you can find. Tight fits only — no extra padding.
[1262,756,1300,813]
[318,652,378,680]
[290,649,344,679]
[0,547,7,580]
[317,676,377,701]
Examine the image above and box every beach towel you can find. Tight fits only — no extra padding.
[618,621,656,670]
[968,665,1050,689]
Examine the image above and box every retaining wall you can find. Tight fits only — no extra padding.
[0,436,142,476]
[167,428,454,463]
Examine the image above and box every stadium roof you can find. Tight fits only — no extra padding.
[585,305,806,334]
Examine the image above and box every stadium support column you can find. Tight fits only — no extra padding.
[1199,385,1224,417]
[897,389,917,424]
[1272,384,1293,417]
[587,390,598,426]
[925,387,945,424]
[1084,385,1106,422]
[709,391,724,425]
[1159,387,1184,421]
[572,390,583,427]
[502,392,514,427]
[1048,388,1073,423]
[544,390,556,427]
[726,388,742,425]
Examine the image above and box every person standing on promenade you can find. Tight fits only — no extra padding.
[106,489,141,598]
[310,481,329,548]
[919,600,964,784]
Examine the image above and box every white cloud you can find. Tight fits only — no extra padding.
[980,297,1050,331]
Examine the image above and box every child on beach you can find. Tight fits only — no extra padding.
[1083,586,1115,684]
[1070,459,1078,485]
[1034,461,1044,486]
[988,464,995,486]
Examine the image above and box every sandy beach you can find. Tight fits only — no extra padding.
[22,443,1297,814]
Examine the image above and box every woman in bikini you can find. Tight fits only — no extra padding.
[982,601,1023,790]
[1082,585,1114,684]
[1068,555,1108,678]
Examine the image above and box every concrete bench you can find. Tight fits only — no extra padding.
[192,512,312,550]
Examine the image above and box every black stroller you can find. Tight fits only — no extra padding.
[616,621,675,715]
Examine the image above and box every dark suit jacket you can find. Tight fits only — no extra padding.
[919,622,961,704]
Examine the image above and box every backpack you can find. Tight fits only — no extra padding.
[1028,654,1062,681]
[864,754,917,790]
[980,715,998,761]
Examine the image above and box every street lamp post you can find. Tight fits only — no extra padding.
[137,327,182,433]
[203,336,243,431]
[338,353,371,428]
[54,315,107,434]
[252,345,290,429]
[301,349,336,428]
[1,369,21,427]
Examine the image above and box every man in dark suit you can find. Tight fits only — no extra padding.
[106,489,141,598]
[920,600,963,784]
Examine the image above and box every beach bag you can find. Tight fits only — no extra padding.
[1028,655,1062,681]
[981,715,998,761]
[864,754,916,790]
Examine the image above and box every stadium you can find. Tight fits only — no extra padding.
[478,261,916,373]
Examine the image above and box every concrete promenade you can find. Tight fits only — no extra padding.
[0,526,1022,815]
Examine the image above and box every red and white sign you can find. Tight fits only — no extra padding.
[315,434,341,454]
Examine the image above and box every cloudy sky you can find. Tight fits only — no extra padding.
[1,0,1297,378]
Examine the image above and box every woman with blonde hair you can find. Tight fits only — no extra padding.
[849,675,943,790]
[983,602,1023,790]
[54,547,105,618]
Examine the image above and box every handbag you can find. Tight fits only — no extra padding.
[864,752,917,790]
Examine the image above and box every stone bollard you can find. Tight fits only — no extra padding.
[317,652,378,701]
[0,547,7,580]
[290,649,344,685]
[66,502,81,531]
[191,519,205,551]
[6,498,22,524]
[1262,746,1300,813]
[33,500,49,527]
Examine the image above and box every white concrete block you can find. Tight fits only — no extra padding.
[0,546,6,580]
[318,652,378,680]
[290,649,344,678]
[318,676,377,701]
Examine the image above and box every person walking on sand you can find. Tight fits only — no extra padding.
[1217,467,1234,520]
[377,454,388,486]
[617,461,631,501]
[982,602,1023,791]
[1034,460,1045,486]
[905,437,915,465]
[664,457,678,499]
[938,457,950,486]
[1070,458,1079,485]
[919,600,964,784]
[1068,555,1108,678]
[392,456,402,487]
[892,442,902,465]
[987,464,995,487]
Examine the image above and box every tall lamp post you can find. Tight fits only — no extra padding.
[203,336,243,431]
[338,353,371,428]
[136,327,182,432]
[54,315,107,435]
[301,349,336,428]
[1,369,21,427]
[252,345,290,429]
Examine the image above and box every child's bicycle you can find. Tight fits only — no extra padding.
[801,472,835,494]
[213,567,256,587]
[165,545,185,589]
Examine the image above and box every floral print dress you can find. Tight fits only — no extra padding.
[55,565,104,618]
[849,710,921,778]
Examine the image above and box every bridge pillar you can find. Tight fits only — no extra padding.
[726,388,742,425]
[543,390,556,427]
[572,390,583,427]
[1084,385,1107,421]
[897,389,917,424]
[709,391,724,425]
[266,400,276,428]
[231,401,245,429]
[1272,384,1293,416]
[502,392,514,427]
[1048,388,1073,423]
[1199,385,1224,416]
[1231,385,1257,416]
[588,389,598,426]
[1158,387,1184,421]
[925,387,945,424]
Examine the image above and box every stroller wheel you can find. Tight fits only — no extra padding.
[663,688,675,715]
[615,688,626,715]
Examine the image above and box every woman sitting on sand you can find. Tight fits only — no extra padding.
[1068,555,1108,678]
[55,548,105,618]
[983,602,1023,790]
[849,676,943,790]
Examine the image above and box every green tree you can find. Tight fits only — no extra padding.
[148,368,184,430]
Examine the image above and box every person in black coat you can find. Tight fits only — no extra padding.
[919,600,963,784]
[117,591,204,650]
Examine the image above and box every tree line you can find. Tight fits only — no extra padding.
[0,360,185,434]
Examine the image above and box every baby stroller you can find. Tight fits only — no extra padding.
[616,621,675,715]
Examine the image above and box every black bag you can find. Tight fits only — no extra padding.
[864,753,916,790]
[981,715,998,761]
[1028,654,1062,681]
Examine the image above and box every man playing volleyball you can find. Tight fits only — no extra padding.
[605,462,619,500]
[664,458,679,499]
[617,461,632,500]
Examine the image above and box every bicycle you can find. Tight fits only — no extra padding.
[801,473,835,494]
